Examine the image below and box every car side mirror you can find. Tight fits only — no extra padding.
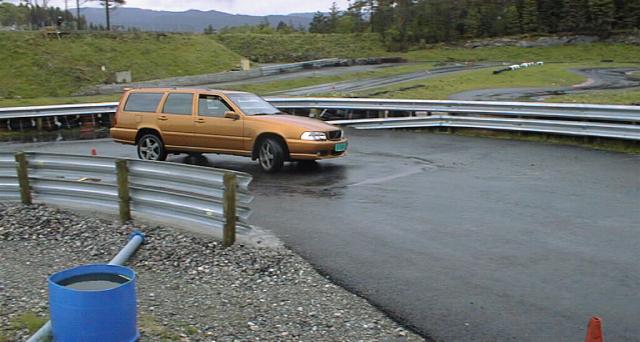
[224,111,240,120]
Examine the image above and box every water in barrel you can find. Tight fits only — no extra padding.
[57,273,130,291]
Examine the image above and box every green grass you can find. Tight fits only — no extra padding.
[331,63,588,99]
[216,33,388,63]
[544,88,640,105]
[0,32,242,99]
[227,63,434,95]
[402,43,640,63]
[139,314,181,341]
[8,312,48,334]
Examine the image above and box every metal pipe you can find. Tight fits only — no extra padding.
[27,231,145,342]
[109,231,145,265]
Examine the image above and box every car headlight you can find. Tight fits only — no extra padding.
[301,132,327,141]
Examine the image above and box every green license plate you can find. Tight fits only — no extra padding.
[334,142,348,152]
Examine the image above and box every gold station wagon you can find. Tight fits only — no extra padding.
[110,88,348,172]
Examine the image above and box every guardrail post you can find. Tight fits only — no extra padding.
[223,173,237,247]
[116,159,131,223]
[15,152,31,205]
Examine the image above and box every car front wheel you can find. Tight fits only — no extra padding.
[137,134,167,161]
[258,138,284,173]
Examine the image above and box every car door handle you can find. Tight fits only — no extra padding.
[195,118,205,123]
[158,115,168,121]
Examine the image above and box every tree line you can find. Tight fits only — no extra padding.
[0,0,124,30]
[0,2,82,29]
[310,0,640,49]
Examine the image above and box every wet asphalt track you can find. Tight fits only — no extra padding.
[270,64,497,96]
[2,130,639,341]
[449,67,640,101]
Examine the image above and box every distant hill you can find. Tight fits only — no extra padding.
[79,7,313,32]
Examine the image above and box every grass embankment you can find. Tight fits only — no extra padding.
[0,32,242,99]
[216,33,388,63]
[545,88,640,105]
[327,63,587,99]
[544,70,640,105]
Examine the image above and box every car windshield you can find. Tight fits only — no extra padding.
[227,93,281,116]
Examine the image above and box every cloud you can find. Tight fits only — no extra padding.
[5,0,351,15]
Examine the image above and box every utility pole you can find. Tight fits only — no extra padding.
[105,0,110,31]
[76,0,80,30]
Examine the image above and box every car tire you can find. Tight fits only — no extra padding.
[137,134,167,161]
[258,138,285,173]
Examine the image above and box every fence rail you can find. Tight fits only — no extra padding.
[1,97,639,140]
[0,152,252,246]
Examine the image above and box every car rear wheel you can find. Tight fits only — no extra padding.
[258,138,284,173]
[137,134,167,161]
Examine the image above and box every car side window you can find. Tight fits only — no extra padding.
[162,93,194,115]
[123,93,163,113]
[198,95,232,117]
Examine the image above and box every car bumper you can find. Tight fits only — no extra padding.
[286,138,348,160]
[110,127,136,145]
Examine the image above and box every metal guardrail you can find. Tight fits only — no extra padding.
[0,97,639,140]
[259,58,342,74]
[0,102,118,120]
[0,153,20,201]
[266,98,640,140]
[330,115,640,140]
[265,98,640,123]
[0,152,253,245]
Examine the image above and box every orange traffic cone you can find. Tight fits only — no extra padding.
[585,316,604,342]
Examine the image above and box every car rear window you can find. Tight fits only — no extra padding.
[123,93,163,113]
[163,93,194,115]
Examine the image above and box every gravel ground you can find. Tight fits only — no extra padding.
[0,203,424,341]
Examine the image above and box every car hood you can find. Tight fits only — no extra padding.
[249,114,339,131]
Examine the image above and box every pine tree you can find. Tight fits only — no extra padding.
[537,0,563,33]
[501,4,521,36]
[203,24,215,34]
[560,0,588,33]
[465,5,483,37]
[309,12,330,33]
[613,0,640,30]
[520,0,539,33]
[328,1,340,32]
[587,0,616,36]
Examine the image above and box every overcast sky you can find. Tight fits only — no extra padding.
[7,0,352,15]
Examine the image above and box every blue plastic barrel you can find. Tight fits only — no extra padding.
[48,264,139,342]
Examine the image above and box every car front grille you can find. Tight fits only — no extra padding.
[327,130,342,140]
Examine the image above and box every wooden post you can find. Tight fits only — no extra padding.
[223,173,237,247]
[116,159,131,223]
[15,152,31,205]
